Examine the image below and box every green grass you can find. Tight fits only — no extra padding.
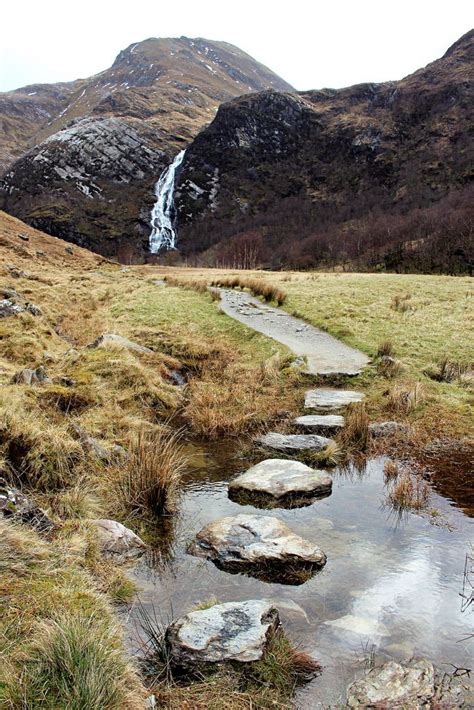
[282,272,473,438]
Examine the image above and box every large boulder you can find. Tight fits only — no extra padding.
[305,388,364,411]
[0,480,54,532]
[166,600,280,666]
[229,458,332,508]
[256,432,333,452]
[87,333,152,354]
[93,519,146,562]
[346,658,435,708]
[188,513,326,584]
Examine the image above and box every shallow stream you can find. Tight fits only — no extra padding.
[128,440,473,707]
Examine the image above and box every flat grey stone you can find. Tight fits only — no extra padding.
[347,658,435,708]
[188,513,326,584]
[305,388,364,411]
[294,414,345,433]
[229,458,332,508]
[87,333,152,353]
[166,600,280,666]
[94,519,146,562]
[369,421,412,438]
[257,432,333,451]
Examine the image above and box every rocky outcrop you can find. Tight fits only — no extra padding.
[229,458,332,508]
[175,31,474,272]
[257,432,333,452]
[188,513,326,584]
[346,658,435,708]
[93,519,146,562]
[166,600,280,666]
[304,388,364,411]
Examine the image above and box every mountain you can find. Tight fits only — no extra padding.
[0,37,293,260]
[174,30,473,273]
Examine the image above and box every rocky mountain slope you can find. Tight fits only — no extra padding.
[175,30,473,272]
[0,37,292,260]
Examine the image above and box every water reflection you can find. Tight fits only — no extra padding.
[128,443,473,706]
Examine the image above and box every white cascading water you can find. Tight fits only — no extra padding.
[149,149,186,253]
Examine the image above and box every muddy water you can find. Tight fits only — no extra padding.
[128,441,473,707]
[219,289,369,376]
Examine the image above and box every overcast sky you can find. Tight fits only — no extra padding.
[1,0,472,92]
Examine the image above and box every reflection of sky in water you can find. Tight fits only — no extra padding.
[128,452,473,707]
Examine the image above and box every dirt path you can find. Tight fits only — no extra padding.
[219,289,369,375]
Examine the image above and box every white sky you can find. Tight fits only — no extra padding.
[1,0,472,92]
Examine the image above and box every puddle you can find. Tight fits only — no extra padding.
[127,441,473,707]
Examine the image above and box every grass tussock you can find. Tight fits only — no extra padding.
[12,612,143,710]
[428,356,473,385]
[113,427,188,516]
[383,459,400,482]
[377,340,394,357]
[0,402,84,489]
[390,293,413,313]
[210,275,287,305]
[386,472,430,513]
[377,356,404,379]
[387,381,426,415]
[340,402,370,451]
[0,520,145,709]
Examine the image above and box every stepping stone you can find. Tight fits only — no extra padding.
[294,414,345,433]
[229,458,332,508]
[166,600,280,666]
[347,658,435,709]
[93,519,146,562]
[305,388,364,411]
[188,513,326,584]
[257,432,333,452]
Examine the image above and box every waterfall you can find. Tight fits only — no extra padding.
[149,149,185,253]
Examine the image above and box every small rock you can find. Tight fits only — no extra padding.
[12,366,51,385]
[326,614,390,637]
[6,265,27,278]
[229,458,332,508]
[54,376,77,387]
[257,432,333,452]
[93,519,146,561]
[25,303,42,316]
[0,299,25,318]
[36,250,46,257]
[65,246,74,255]
[346,658,435,709]
[18,233,29,241]
[305,388,364,411]
[188,514,326,584]
[0,479,54,532]
[369,421,412,438]
[294,414,345,433]
[166,600,280,666]
[87,333,152,354]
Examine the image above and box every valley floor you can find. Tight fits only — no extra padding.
[0,213,472,707]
